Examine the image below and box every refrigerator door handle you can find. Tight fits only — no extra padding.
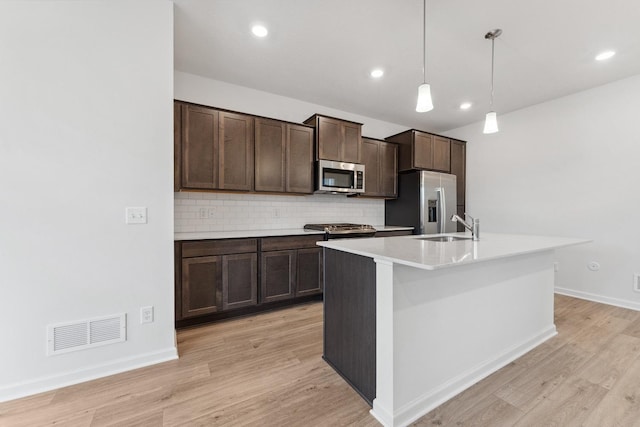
[436,187,446,234]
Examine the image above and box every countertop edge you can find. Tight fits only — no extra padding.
[317,233,592,271]
[174,225,414,241]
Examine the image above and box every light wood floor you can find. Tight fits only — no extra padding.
[2,294,640,426]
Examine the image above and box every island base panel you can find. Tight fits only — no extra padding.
[372,251,557,427]
[323,248,376,405]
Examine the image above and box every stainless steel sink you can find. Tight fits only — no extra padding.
[416,235,472,242]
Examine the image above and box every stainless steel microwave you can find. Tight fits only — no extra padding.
[316,160,365,194]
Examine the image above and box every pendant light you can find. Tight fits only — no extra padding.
[483,29,502,134]
[416,0,433,112]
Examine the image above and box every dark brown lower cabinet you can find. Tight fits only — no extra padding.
[261,250,296,303]
[181,255,223,318]
[178,239,258,320]
[177,235,323,325]
[222,253,258,310]
[260,235,324,303]
[296,247,323,296]
[182,252,258,318]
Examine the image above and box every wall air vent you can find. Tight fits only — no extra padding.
[47,313,126,356]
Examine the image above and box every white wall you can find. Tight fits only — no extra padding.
[0,1,176,401]
[446,74,640,310]
[175,71,407,140]
[174,72,412,229]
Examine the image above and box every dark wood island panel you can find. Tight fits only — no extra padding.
[322,248,376,405]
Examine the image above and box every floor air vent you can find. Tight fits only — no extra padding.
[47,313,126,356]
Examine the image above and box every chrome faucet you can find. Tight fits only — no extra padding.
[450,213,480,241]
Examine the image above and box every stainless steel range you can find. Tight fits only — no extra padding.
[304,223,376,239]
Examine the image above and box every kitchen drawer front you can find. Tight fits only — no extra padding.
[181,238,258,258]
[261,235,324,251]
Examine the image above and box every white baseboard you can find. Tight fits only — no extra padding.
[555,287,640,312]
[377,326,557,427]
[0,346,178,403]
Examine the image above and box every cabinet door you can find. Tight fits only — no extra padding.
[286,124,314,193]
[450,140,466,206]
[222,253,257,310]
[380,142,398,198]
[433,136,451,172]
[413,131,433,170]
[181,256,222,318]
[342,122,362,163]
[317,116,342,161]
[261,250,296,303]
[456,204,466,232]
[296,248,323,296]
[174,102,182,192]
[255,118,286,192]
[181,105,218,189]
[219,112,254,191]
[361,138,380,196]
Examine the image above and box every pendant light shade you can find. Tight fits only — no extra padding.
[415,0,433,113]
[416,83,434,112]
[483,29,502,134]
[483,111,498,134]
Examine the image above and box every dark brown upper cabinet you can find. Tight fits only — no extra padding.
[450,139,466,206]
[255,118,314,194]
[450,139,467,231]
[361,137,398,198]
[255,118,286,192]
[174,102,182,192]
[286,124,315,193]
[177,102,254,192]
[386,129,451,173]
[304,114,362,163]
[218,111,254,191]
[433,135,451,173]
[180,103,219,189]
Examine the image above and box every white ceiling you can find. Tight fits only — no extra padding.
[174,0,640,133]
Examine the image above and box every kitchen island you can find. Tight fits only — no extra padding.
[318,232,589,427]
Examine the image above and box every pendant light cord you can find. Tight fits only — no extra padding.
[490,37,495,107]
[422,0,426,84]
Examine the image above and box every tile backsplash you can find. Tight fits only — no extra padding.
[174,192,385,233]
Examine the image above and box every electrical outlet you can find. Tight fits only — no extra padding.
[208,208,216,218]
[199,208,207,219]
[634,274,640,293]
[140,306,154,324]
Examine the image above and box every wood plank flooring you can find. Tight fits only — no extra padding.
[2,294,640,426]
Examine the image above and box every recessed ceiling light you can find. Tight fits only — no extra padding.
[459,102,472,110]
[595,50,615,61]
[370,69,384,78]
[251,25,268,38]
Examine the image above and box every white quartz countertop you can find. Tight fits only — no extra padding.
[317,232,591,270]
[174,225,413,241]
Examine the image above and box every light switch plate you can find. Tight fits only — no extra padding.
[126,207,147,224]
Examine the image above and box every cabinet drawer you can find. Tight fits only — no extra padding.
[181,238,258,258]
[261,235,324,251]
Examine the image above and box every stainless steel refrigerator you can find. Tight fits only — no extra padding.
[385,171,457,234]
